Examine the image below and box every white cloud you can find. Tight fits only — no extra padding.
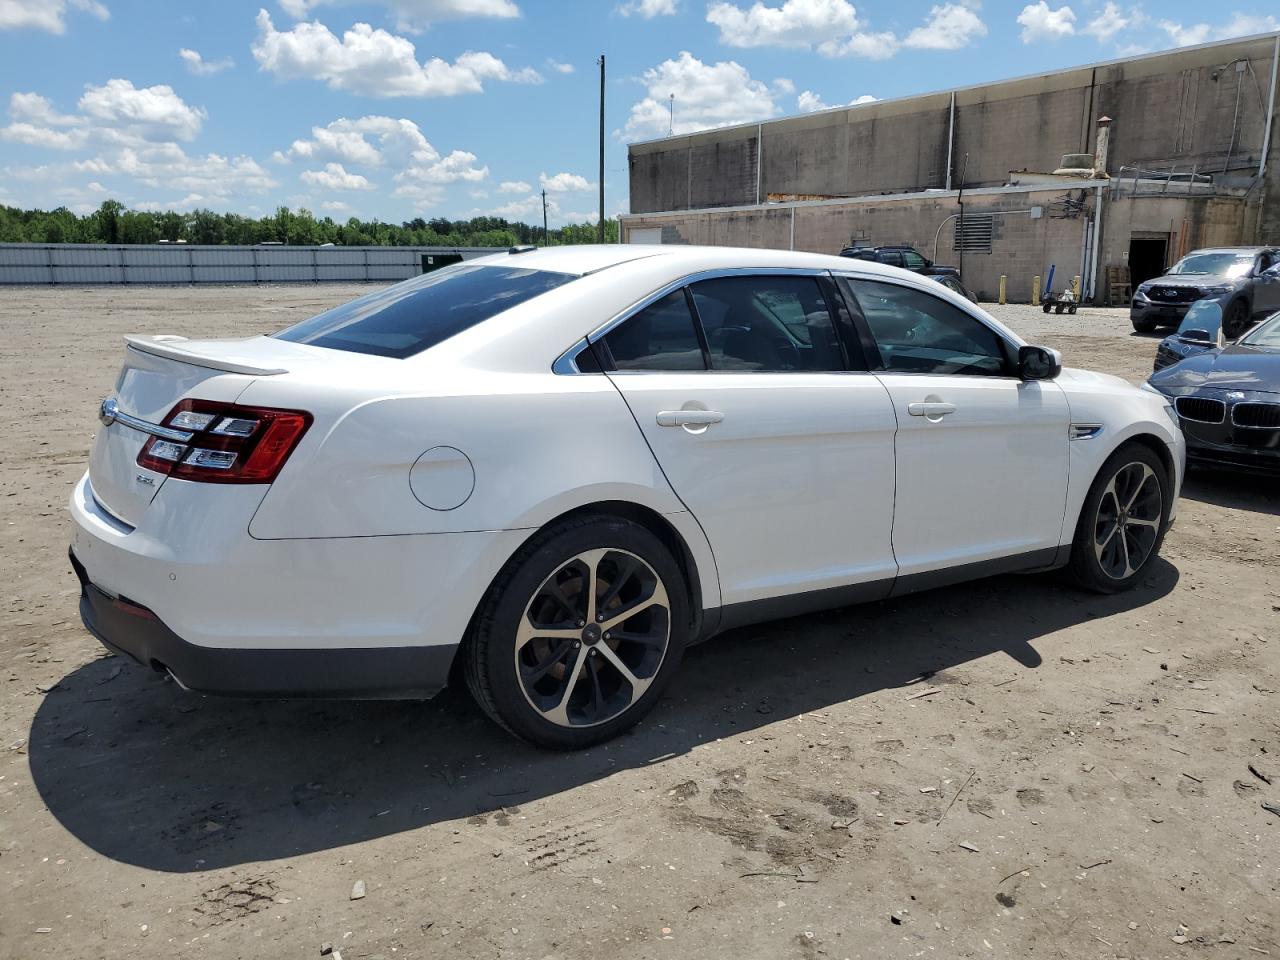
[2,81,206,150]
[300,161,375,190]
[320,199,352,212]
[278,0,520,32]
[546,58,574,73]
[396,148,487,184]
[1082,2,1130,41]
[180,48,235,75]
[539,171,593,192]
[617,0,678,16]
[0,0,108,33]
[797,90,877,112]
[707,0,984,58]
[498,179,530,192]
[904,3,987,50]
[115,143,279,198]
[1017,2,1076,42]
[251,10,542,97]
[281,115,431,165]
[79,79,206,142]
[1158,13,1280,47]
[623,51,786,139]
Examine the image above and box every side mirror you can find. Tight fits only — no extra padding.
[1018,345,1062,381]
[1180,327,1213,343]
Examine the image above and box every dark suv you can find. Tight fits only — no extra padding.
[1132,246,1280,338]
[839,245,961,279]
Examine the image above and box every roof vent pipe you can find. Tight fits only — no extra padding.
[1093,116,1113,178]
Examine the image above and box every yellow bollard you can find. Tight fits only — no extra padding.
[998,275,1007,305]
[1032,275,1041,305]
[1072,275,1082,299]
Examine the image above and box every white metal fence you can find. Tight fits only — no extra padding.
[0,244,505,285]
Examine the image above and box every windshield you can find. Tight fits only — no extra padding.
[275,263,575,358]
[1240,311,1280,349]
[1167,252,1253,278]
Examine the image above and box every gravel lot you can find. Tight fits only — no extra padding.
[1,286,1277,960]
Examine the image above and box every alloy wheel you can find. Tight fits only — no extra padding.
[513,548,671,728]
[1093,462,1163,580]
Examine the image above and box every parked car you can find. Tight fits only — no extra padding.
[71,246,1184,749]
[1131,246,1280,338]
[839,244,961,280]
[1147,306,1280,474]
[1153,300,1226,372]
[930,273,978,303]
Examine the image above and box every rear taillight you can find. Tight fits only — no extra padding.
[137,399,312,484]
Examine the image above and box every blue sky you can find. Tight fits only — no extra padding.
[1,0,1278,226]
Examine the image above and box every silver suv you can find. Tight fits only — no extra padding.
[1131,246,1280,338]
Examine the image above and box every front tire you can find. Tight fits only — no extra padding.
[465,515,689,749]
[1068,444,1171,594]
[1131,314,1157,333]
[1223,298,1250,339]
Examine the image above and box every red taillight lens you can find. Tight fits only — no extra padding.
[137,399,312,484]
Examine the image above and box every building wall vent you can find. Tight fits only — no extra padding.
[953,214,995,254]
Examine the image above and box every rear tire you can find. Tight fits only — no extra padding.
[465,515,689,749]
[1068,444,1171,594]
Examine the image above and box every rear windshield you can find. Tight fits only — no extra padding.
[275,264,575,358]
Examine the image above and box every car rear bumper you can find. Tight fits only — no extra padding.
[68,471,528,698]
[71,548,457,698]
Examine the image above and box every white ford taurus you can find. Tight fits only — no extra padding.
[70,245,1184,748]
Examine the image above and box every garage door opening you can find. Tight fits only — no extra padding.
[1129,235,1169,287]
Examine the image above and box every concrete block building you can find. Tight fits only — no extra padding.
[620,32,1280,303]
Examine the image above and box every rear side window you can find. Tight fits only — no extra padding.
[690,275,844,372]
[603,290,706,371]
[275,264,575,358]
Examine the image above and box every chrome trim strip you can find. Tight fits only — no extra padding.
[99,397,194,442]
[1069,423,1104,440]
[552,338,590,375]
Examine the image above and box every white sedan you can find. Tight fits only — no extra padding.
[70,245,1184,748]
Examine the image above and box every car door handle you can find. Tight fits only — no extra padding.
[656,409,725,427]
[907,401,957,418]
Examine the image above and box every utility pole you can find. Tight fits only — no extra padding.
[541,189,548,246]
[668,94,674,136]
[598,54,606,245]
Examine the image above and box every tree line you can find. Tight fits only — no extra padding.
[0,200,620,247]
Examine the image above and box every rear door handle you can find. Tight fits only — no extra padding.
[907,401,957,418]
[656,409,725,427]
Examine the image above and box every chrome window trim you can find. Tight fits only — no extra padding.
[552,339,595,375]
[1230,400,1280,429]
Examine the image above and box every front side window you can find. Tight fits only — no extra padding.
[845,279,1009,376]
[276,264,575,358]
[603,290,705,371]
[689,275,844,372]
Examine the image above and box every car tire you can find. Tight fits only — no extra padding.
[1131,315,1157,333]
[1068,443,1171,594]
[1223,298,1250,339]
[464,514,689,749]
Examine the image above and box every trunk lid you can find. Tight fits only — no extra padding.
[88,335,304,527]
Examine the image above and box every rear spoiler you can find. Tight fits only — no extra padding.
[124,335,289,377]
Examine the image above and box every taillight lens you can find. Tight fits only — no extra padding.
[137,399,312,484]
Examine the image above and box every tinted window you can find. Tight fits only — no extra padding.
[901,250,927,270]
[690,276,844,372]
[604,290,705,371]
[875,250,903,267]
[846,279,1008,376]
[276,264,574,358]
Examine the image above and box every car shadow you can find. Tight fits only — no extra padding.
[1181,468,1280,516]
[29,560,1178,873]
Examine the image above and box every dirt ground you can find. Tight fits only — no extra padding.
[1,285,1277,960]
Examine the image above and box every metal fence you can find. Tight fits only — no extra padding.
[0,244,506,285]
